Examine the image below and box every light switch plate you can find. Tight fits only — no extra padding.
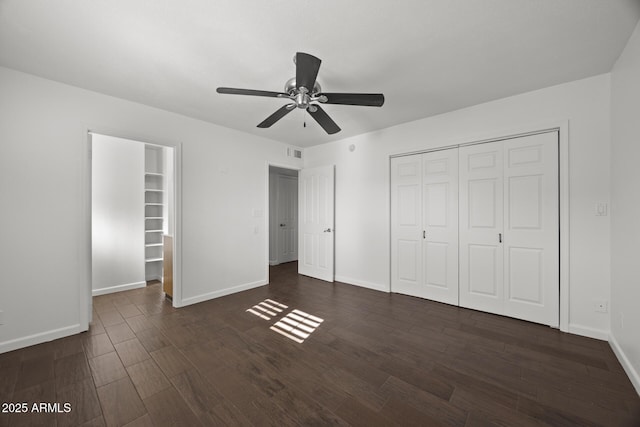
[595,203,608,216]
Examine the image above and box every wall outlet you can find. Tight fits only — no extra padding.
[594,300,608,313]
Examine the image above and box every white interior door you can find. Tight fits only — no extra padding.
[422,149,459,305]
[391,156,423,296]
[459,141,505,314]
[276,175,298,264]
[298,165,335,282]
[503,132,559,326]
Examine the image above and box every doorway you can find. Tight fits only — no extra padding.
[89,132,179,320]
[269,166,299,266]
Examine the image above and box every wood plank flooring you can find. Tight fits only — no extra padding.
[1,261,638,426]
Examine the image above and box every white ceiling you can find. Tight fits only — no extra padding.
[1,1,639,148]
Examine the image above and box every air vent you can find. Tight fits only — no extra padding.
[287,147,303,159]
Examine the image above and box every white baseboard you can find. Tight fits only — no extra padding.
[145,275,163,282]
[180,279,267,307]
[567,323,609,341]
[269,260,279,266]
[335,275,389,293]
[609,334,640,396]
[92,281,146,296]
[0,324,83,354]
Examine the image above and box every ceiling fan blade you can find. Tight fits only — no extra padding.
[295,52,321,92]
[257,104,295,128]
[217,87,288,98]
[308,104,341,134]
[319,93,385,107]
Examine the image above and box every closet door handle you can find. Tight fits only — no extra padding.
[499,233,502,243]
[423,230,426,239]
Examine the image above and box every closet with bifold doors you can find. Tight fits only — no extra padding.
[391,148,459,306]
[391,131,560,327]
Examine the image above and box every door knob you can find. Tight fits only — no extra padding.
[323,228,332,233]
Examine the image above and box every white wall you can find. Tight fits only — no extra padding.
[305,74,611,339]
[0,66,302,353]
[610,20,640,394]
[92,134,145,295]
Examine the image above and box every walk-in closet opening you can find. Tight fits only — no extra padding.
[90,133,178,315]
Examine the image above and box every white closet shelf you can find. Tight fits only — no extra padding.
[145,203,163,206]
[146,257,163,262]
[145,229,164,233]
[145,243,163,247]
[144,188,164,192]
[145,217,163,220]
[145,172,163,177]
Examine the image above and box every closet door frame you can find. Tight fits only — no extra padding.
[389,121,569,333]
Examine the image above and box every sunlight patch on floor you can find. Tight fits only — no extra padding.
[247,300,323,343]
[270,309,324,344]
[246,299,288,320]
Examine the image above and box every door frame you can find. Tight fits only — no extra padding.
[83,129,183,331]
[389,121,569,333]
[265,162,302,282]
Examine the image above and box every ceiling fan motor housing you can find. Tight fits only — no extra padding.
[284,77,322,96]
[295,92,309,109]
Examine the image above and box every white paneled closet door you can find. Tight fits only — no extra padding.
[422,149,459,305]
[391,149,459,304]
[459,132,559,327]
[391,156,423,297]
[503,132,559,326]
[459,141,505,315]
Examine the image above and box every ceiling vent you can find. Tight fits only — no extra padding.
[287,147,302,159]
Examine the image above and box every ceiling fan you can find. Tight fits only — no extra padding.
[217,52,384,135]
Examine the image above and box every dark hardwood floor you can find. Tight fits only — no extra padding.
[1,262,638,426]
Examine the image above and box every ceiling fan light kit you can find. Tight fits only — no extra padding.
[217,52,385,134]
